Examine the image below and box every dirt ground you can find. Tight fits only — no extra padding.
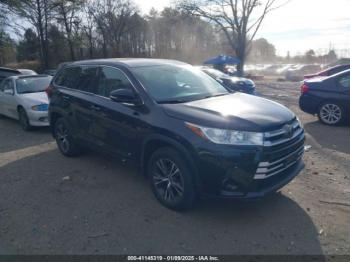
[0,81,349,255]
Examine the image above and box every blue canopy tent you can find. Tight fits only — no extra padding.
[204,55,240,65]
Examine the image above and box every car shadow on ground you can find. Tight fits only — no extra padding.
[0,147,324,255]
[0,117,52,153]
[304,121,350,155]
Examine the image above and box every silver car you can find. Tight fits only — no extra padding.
[0,75,52,130]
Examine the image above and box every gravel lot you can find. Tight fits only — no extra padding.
[0,81,349,255]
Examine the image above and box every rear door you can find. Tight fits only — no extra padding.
[336,73,350,111]
[53,66,100,144]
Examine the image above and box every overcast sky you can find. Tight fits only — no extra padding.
[135,0,350,56]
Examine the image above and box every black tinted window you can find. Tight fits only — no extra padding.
[339,75,350,88]
[54,66,99,93]
[97,67,133,97]
[76,67,99,93]
[54,67,81,89]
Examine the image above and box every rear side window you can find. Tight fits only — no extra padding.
[330,67,346,75]
[338,75,350,88]
[97,67,133,97]
[54,66,99,93]
[0,79,14,93]
[54,67,81,89]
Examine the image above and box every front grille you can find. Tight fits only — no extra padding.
[255,119,305,180]
[264,119,303,147]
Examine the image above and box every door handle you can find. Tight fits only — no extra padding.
[90,105,101,111]
[62,95,70,101]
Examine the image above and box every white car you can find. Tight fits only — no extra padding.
[0,75,52,130]
[17,69,38,75]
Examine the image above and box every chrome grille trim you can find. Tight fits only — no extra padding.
[258,145,304,168]
[254,145,304,180]
[263,119,303,147]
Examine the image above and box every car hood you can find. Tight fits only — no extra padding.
[162,93,295,132]
[18,92,48,105]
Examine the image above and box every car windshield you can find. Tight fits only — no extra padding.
[16,76,52,94]
[132,65,229,103]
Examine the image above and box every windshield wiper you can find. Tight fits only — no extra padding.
[158,99,188,104]
[203,93,228,99]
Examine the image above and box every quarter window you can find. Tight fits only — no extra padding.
[97,67,133,98]
[338,75,350,88]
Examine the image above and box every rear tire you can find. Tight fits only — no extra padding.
[18,108,33,131]
[318,102,345,126]
[148,147,196,211]
[54,118,81,157]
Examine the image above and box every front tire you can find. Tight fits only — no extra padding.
[318,102,345,126]
[148,147,196,211]
[54,118,81,157]
[18,108,32,131]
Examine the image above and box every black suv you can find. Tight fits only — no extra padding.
[48,59,305,210]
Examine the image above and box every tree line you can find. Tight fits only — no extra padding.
[2,0,336,75]
[0,0,288,74]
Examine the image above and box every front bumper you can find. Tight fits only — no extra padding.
[219,160,304,199]
[193,128,305,199]
[27,110,50,127]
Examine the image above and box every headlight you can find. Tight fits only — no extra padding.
[186,123,264,146]
[31,104,49,111]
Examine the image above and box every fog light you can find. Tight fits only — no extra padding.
[39,117,48,122]
[222,178,239,192]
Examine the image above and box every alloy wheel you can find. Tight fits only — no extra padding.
[152,158,185,203]
[320,103,342,125]
[55,123,70,153]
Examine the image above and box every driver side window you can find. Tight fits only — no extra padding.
[338,75,350,88]
[97,67,133,98]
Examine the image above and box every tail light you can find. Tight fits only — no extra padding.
[45,85,53,99]
[301,83,309,94]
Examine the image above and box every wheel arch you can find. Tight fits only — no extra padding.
[49,112,63,137]
[141,135,202,192]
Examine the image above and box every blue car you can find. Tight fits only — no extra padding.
[200,67,256,95]
[299,69,350,126]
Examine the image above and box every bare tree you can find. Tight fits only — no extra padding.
[52,0,85,61]
[4,0,52,69]
[179,0,288,75]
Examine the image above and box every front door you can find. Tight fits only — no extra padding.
[89,66,145,161]
[0,79,17,119]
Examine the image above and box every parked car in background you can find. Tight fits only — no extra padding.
[0,67,21,81]
[286,64,322,82]
[17,69,38,75]
[200,67,256,94]
[48,58,304,210]
[43,69,57,76]
[299,69,350,126]
[0,75,52,130]
[304,64,350,80]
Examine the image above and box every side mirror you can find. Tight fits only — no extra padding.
[4,89,14,95]
[110,89,141,105]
